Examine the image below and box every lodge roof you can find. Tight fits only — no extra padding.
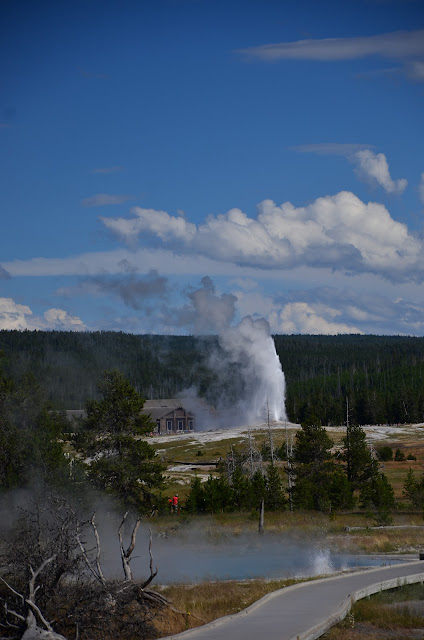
[142,399,191,421]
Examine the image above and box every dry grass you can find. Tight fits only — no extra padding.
[152,578,297,637]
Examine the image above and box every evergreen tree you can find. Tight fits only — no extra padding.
[75,370,164,511]
[402,468,424,508]
[185,475,206,513]
[264,463,287,511]
[251,469,266,508]
[342,424,375,489]
[359,462,396,511]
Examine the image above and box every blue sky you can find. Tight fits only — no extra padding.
[1,0,424,335]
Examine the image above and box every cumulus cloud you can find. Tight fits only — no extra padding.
[99,207,197,245]
[237,29,424,81]
[81,193,134,207]
[269,302,364,335]
[100,191,423,282]
[294,144,407,194]
[353,149,407,194]
[268,285,424,336]
[0,298,86,331]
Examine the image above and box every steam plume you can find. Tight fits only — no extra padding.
[179,278,286,426]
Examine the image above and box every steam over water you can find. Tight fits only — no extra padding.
[102,529,403,584]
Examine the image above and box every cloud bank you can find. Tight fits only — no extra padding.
[100,191,422,282]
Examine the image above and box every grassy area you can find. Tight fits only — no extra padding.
[152,425,424,504]
[323,582,424,640]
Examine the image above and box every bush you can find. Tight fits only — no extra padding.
[394,448,406,461]
[376,445,393,461]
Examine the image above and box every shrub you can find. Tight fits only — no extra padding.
[376,445,393,461]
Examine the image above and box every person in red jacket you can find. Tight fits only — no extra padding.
[172,494,179,513]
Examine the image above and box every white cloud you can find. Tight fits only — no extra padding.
[99,208,196,244]
[0,297,86,331]
[294,144,407,194]
[353,149,407,194]
[237,29,424,81]
[41,309,86,331]
[100,191,423,282]
[269,302,364,335]
[0,298,34,330]
[419,172,424,205]
[81,193,134,207]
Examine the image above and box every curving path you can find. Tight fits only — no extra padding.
[160,560,424,640]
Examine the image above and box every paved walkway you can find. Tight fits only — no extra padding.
[160,560,424,640]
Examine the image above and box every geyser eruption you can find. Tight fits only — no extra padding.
[180,277,286,426]
[219,315,286,422]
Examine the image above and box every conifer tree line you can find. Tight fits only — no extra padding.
[0,351,422,518]
[1,330,424,425]
[185,421,397,518]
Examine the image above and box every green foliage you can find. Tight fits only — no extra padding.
[292,422,336,511]
[376,445,393,461]
[359,465,396,511]
[402,468,424,508]
[264,463,287,511]
[0,355,69,491]
[75,370,164,511]
[2,331,424,426]
[342,424,375,488]
[394,448,406,461]
[294,421,333,465]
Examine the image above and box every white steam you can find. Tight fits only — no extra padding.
[219,316,286,422]
[177,277,286,426]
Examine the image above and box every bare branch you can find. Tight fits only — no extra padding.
[90,514,106,584]
[75,517,106,585]
[118,512,140,582]
[140,528,158,589]
[28,556,57,604]
[0,575,25,604]
[3,600,25,623]
[25,598,54,632]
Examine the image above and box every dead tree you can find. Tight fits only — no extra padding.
[1,556,68,640]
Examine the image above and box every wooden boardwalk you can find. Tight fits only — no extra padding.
[159,560,424,640]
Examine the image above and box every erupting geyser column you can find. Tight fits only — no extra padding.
[219,316,287,424]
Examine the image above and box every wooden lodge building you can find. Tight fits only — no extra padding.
[142,399,195,434]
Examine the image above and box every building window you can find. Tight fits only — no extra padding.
[178,420,184,431]
[188,420,194,431]
[167,420,173,431]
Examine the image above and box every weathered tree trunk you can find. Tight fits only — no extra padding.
[258,498,264,534]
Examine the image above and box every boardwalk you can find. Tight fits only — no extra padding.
[160,560,424,640]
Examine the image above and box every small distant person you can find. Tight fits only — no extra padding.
[172,494,179,513]
[168,497,173,513]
